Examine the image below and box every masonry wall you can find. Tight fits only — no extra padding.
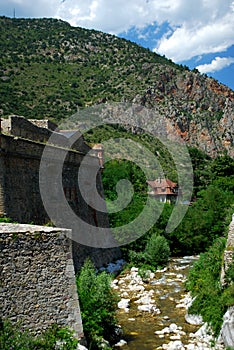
[0,132,90,224]
[0,134,49,223]
[0,223,84,338]
[0,123,121,272]
[1,115,53,143]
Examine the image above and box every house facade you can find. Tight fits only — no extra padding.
[147,178,179,204]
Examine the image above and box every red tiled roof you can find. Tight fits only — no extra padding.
[147,178,178,196]
[147,178,177,188]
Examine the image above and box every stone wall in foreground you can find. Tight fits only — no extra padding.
[0,223,84,339]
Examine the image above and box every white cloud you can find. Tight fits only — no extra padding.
[55,0,160,34]
[196,56,234,73]
[155,11,234,62]
[153,0,234,62]
[1,0,234,63]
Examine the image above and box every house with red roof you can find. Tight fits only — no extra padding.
[147,178,179,204]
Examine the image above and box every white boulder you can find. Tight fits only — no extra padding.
[118,298,130,309]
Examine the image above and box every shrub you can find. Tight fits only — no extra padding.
[76,259,119,349]
[0,321,78,350]
[138,264,154,280]
[0,217,14,223]
[186,238,234,337]
[143,234,170,268]
[128,250,145,266]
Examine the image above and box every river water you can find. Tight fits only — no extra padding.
[113,256,207,350]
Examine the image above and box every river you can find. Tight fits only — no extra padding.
[112,256,223,350]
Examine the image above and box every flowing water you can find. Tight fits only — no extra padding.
[114,256,201,350]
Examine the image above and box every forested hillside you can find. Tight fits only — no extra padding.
[0,16,233,157]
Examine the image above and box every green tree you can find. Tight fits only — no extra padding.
[76,259,119,349]
[209,155,234,179]
[144,234,170,268]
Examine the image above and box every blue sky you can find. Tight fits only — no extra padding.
[1,0,234,90]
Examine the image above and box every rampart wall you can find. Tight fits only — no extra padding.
[0,116,121,337]
[0,116,121,272]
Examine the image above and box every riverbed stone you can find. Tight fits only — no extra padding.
[185,344,195,350]
[135,294,153,304]
[185,314,203,325]
[169,323,178,332]
[130,284,145,292]
[118,298,130,309]
[164,340,185,350]
[111,279,119,285]
[77,345,88,350]
[155,327,170,334]
[137,304,160,313]
[170,335,181,340]
[118,279,126,285]
[131,267,138,272]
[114,339,127,347]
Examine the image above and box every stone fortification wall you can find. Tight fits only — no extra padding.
[1,115,53,143]
[0,116,121,271]
[29,119,58,131]
[0,134,50,223]
[0,116,121,340]
[0,132,92,224]
[1,115,90,153]
[0,223,83,338]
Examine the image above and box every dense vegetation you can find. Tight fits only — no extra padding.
[0,16,179,121]
[187,238,234,337]
[0,322,78,350]
[76,259,119,349]
[91,123,234,257]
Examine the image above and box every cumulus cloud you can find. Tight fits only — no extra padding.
[153,0,234,62]
[196,57,234,73]
[155,12,234,62]
[55,0,160,33]
[1,0,234,63]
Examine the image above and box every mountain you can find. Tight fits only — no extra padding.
[0,16,233,158]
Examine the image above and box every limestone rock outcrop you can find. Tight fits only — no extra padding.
[219,307,234,348]
[219,214,234,348]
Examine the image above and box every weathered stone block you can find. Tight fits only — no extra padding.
[0,223,83,339]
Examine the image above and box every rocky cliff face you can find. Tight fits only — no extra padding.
[219,214,234,348]
[219,307,234,348]
[133,68,234,158]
